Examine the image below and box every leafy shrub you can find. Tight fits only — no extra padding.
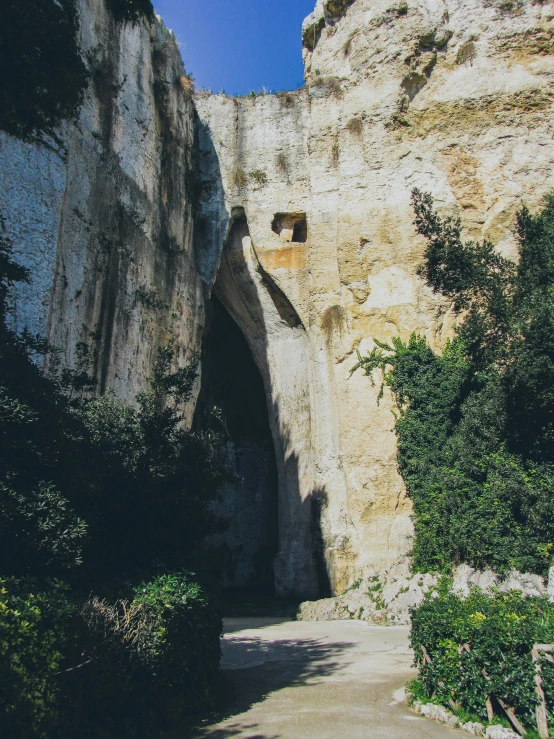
[71,346,228,582]
[0,0,89,140]
[353,191,554,575]
[0,216,227,584]
[410,587,554,731]
[75,573,221,735]
[0,219,88,576]
[0,215,225,735]
[0,578,73,739]
[105,0,154,22]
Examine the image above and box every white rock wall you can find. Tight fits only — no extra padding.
[195,0,554,595]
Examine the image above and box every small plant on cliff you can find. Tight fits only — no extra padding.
[331,141,340,167]
[232,168,248,189]
[456,40,477,65]
[276,152,289,174]
[249,170,268,187]
[105,0,154,22]
[179,73,195,95]
[353,190,554,575]
[347,117,363,136]
[0,0,89,140]
[386,3,409,18]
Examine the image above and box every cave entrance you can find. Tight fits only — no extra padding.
[198,293,279,592]
[197,207,318,600]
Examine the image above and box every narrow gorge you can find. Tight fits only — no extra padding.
[3,0,554,603]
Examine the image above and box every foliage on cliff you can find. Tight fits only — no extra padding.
[106,0,154,22]
[0,0,88,140]
[353,190,554,575]
[0,217,225,737]
[410,585,554,731]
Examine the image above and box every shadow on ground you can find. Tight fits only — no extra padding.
[185,626,353,739]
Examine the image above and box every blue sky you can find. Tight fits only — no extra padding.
[153,0,316,96]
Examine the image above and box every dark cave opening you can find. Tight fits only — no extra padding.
[197,294,279,593]
[271,212,307,243]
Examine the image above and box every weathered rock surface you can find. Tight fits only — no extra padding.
[0,0,202,404]
[484,726,520,739]
[411,699,515,737]
[4,0,554,597]
[196,0,554,595]
[297,564,554,624]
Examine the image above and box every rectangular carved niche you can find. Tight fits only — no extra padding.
[271,212,307,243]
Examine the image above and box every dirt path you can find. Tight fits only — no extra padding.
[193,617,462,738]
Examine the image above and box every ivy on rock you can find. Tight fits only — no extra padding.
[0,0,88,140]
[105,0,154,22]
[353,190,554,575]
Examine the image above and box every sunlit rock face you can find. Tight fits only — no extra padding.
[195,0,554,594]
[0,0,202,403]
[4,0,554,598]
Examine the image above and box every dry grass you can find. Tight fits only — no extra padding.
[81,596,151,649]
[347,117,363,136]
[178,74,195,95]
[232,168,248,189]
[456,40,477,65]
[321,304,347,336]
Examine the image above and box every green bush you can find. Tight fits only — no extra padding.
[105,0,154,22]
[0,213,226,737]
[410,587,554,731]
[0,217,227,584]
[353,191,554,575]
[74,573,221,735]
[0,578,73,739]
[0,0,89,140]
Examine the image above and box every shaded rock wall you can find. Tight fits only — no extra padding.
[197,295,279,591]
[0,0,203,402]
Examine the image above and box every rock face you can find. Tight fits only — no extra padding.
[297,564,554,625]
[195,0,554,595]
[0,0,202,403]
[4,0,554,598]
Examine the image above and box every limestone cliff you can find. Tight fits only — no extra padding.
[195,0,554,595]
[0,0,202,403]
[3,0,554,598]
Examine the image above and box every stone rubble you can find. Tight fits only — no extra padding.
[411,700,519,738]
[297,564,554,624]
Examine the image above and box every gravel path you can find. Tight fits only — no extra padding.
[193,617,462,738]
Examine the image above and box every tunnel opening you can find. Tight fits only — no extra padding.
[197,293,279,594]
